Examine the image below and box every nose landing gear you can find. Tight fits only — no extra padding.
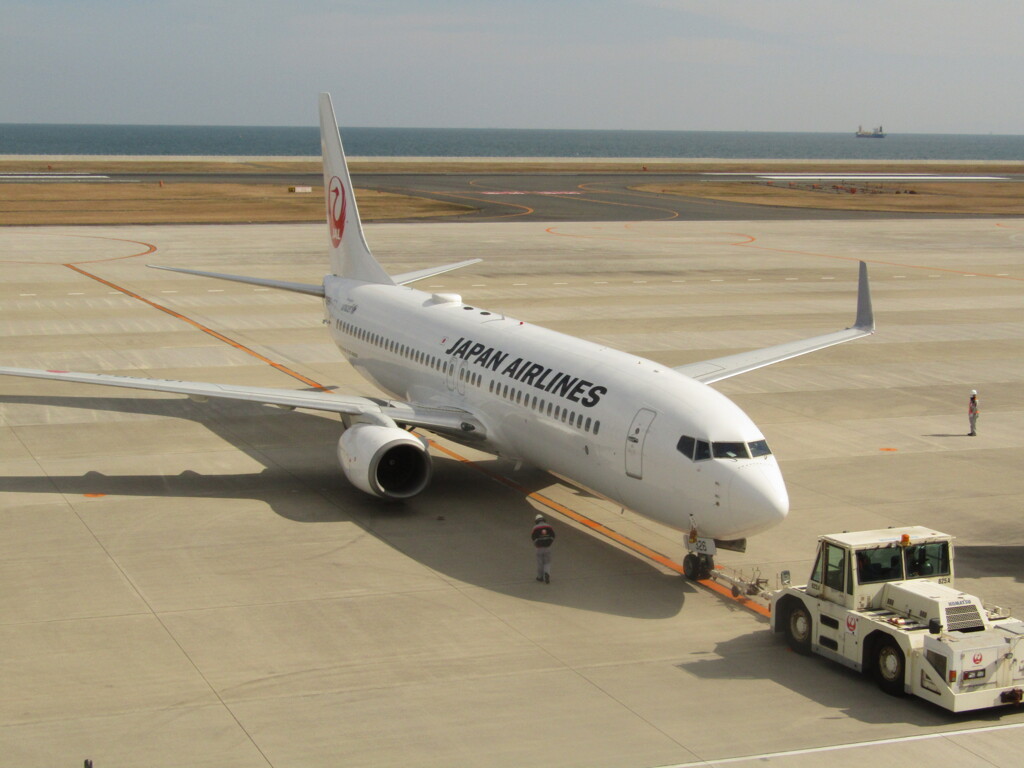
[683,551,715,581]
[683,518,716,581]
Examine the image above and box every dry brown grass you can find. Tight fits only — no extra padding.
[633,181,1024,215]
[0,182,472,225]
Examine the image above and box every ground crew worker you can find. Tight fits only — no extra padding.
[531,513,555,583]
[968,389,980,436]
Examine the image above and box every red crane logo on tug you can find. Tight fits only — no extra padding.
[328,176,346,247]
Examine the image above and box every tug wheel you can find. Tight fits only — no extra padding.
[875,637,907,696]
[785,603,812,655]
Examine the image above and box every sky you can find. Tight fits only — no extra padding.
[2,0,1021,133]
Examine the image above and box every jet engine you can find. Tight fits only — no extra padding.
[337,423,432,500]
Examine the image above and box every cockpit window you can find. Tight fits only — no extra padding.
[712,441,749,459]
[676,435,695,460]
[680,435,767,462]
[749,439,772,457]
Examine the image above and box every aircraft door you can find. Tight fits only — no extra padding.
[625,408,657,479]
[456,359,468,395]
[445,357,456,391]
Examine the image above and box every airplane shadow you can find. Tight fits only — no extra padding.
[924,433,973,438]
[677,630,1020,726]
[956,545,1024,583]
[1,393,686,619]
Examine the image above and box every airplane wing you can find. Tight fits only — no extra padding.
[674,261,874,385]
[0,367,485,438]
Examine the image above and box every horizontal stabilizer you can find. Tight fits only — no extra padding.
[393,259,483,286]
[147,265,324,296]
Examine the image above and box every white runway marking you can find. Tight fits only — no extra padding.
[705,173,1010,181]
[0,173,135,182]
[654,721,1024,767]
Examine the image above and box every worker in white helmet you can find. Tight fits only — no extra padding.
[531,514,556,583]
[968,390,980,436]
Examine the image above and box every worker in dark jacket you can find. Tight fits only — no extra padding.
[531,514,556,583]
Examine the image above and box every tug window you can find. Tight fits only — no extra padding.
[824,543,846,592]
[856,546,902,584]
[904,542,951,579]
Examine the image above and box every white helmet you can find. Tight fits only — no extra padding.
[971,390,978,395]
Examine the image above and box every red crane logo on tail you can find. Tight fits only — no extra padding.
[328,176,346,247]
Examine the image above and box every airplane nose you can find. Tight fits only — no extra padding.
[729,463,789,535]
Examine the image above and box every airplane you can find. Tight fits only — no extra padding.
[0,93,874,580]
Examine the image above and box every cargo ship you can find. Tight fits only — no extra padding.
[856,125,886,138]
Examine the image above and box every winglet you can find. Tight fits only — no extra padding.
[319,93,394,285]
[854,260,874,332]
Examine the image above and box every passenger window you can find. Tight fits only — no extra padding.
[594,421,600,435]
[676,435,695,460]
[694,440,711,461]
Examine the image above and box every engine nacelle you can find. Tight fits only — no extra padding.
[337,423,432,500]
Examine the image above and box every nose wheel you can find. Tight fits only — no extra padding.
[683,552,714,581]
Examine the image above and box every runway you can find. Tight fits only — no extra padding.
[3,219,1024,766]
[6,169,1021,222]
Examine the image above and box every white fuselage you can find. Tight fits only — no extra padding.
[324,275,789,541]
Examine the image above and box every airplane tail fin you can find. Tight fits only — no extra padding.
[319,93,394,284]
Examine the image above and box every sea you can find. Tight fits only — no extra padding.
[0,123,1022,161]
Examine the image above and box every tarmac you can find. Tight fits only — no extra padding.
[3,217,1024,767]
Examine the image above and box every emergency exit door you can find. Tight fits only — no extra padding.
[625,408,657,479]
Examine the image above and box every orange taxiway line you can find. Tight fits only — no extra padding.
[63,263,329,391]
